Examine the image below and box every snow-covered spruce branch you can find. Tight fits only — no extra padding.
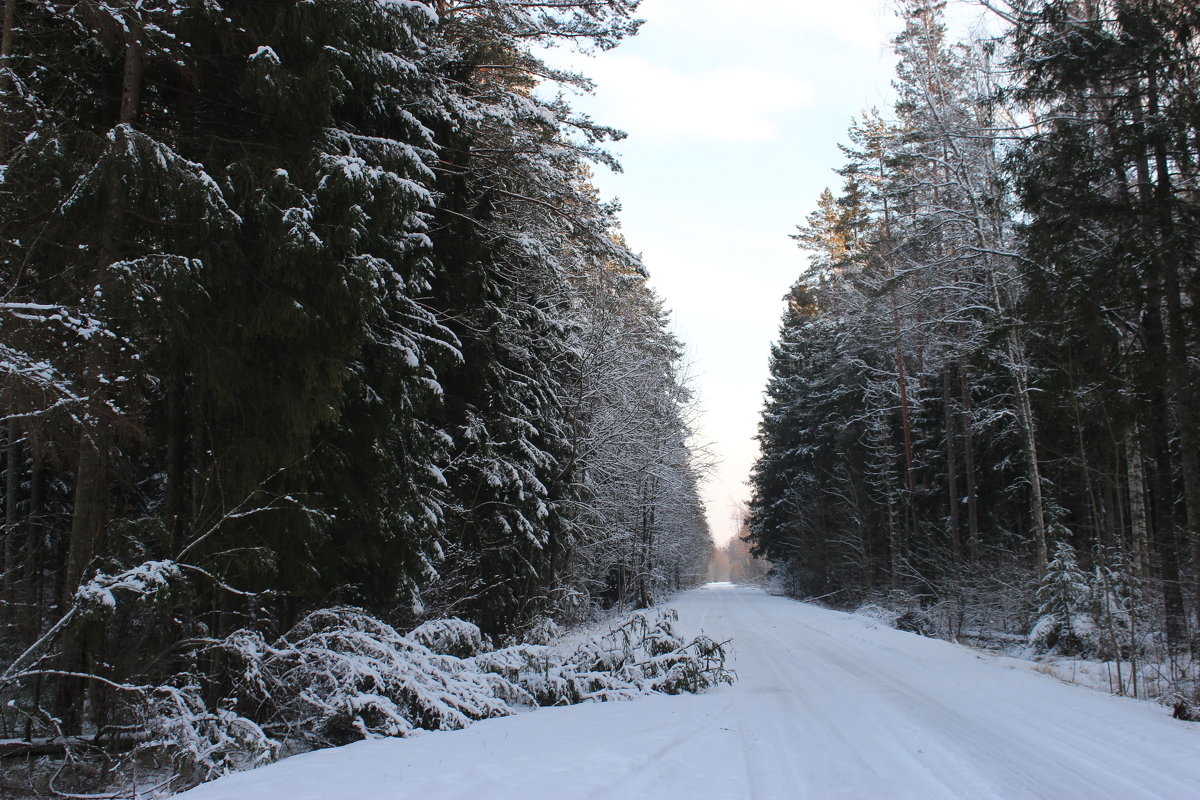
[473,608,735,705]
[2,669,278,782]
[205,607,733,755]
[214,609,524,745]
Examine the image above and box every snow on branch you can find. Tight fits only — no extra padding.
[1,560,184,689]
[472,608,735,705]
[217,608,524,745]
[151,606,737,786]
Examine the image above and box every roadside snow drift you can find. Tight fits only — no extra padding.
[179,584,1200,800]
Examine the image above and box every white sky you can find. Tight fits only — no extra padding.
[554,0,989,546]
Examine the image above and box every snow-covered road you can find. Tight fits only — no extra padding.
[180,583,1200,799]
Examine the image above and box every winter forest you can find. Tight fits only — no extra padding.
[750,0,1200,719]
[6,0,1200,796]
[0,0,720,793]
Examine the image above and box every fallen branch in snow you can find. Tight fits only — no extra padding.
[214,606,734,753]
[0,733,144,759]
[215,608,526,746]
[475,609,735,705]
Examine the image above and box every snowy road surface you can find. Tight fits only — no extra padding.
[180,583,1200,799]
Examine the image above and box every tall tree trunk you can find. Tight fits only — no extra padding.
[165,361,188,545]
[1017,377,1048,573]
[56,12,146,735]
[118,15,145,127]
[1006,323,1049,575]
[23,438,42,643]
[0,0,15,598]
[4,421,17,570]
[959,366,980,562]
[2,421,18,632]
[1069,363,1103,540]
[887,486,901,589]
[1146,72,1200,640]
[877,148,918,560]
[63,435,106,596]
[1129,75,1189,652]
[62,8,146,577]
[638,479,656,609]
[1100,468,1118,550]
[981,251,1048,572]
[892,302,919,546]
[57,431,108,734]
[942,366,962,567]
[1145,394,1188,651]
[19,435,44,738]
[0,0,17,154]
[987,259,1049,573]
[1135,191,1187,650]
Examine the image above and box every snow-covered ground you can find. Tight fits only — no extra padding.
[179,583,1200,799]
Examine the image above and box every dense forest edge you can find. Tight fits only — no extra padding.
[0,0,718,794]
[749,0,1200,720]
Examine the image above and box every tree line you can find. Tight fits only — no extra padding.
[0,0,710,769]
[749,0,1200,710]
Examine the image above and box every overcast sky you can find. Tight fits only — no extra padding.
[554,0,927,545]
